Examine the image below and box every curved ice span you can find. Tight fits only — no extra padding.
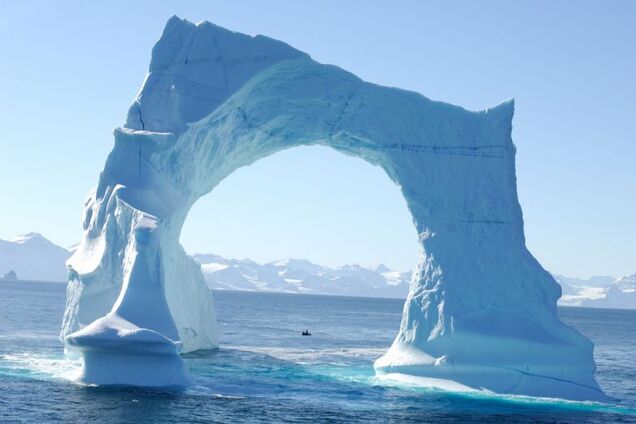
[61,17,605,399]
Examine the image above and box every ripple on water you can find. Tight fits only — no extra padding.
[1,284,636,423]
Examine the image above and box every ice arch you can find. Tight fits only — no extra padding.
[61,17,604,400]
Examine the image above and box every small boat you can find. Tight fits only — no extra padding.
[301,330,311,336]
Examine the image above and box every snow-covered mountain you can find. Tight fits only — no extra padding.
[554,274,615,290]
[599,274,636,309]
[0,233,633,308]
[571,274,636,309]
[554,274,613,305]
[192,254,412,299]
[554,273,636,309]
[0,233,71,282]
[195,254,636,307]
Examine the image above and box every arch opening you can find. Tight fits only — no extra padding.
[180,144,420,298]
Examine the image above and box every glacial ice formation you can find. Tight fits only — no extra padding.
[61,16,605,399]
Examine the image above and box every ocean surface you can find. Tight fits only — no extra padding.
[0,281,635,423]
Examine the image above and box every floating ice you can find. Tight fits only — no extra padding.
[61,16,605,399]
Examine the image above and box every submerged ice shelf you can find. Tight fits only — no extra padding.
[60,16,605,399]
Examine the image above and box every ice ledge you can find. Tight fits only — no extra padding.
[117,127,174,137]
[374,343,608,402]
[66,313,190,387]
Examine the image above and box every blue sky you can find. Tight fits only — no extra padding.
[0,1,634,277]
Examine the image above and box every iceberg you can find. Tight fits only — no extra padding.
[61,16,605,399]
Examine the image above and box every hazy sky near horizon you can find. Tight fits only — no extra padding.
[0,1,634,277]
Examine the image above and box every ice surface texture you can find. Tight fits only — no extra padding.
[61,17,605,399]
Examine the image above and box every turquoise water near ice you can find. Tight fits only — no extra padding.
[1,280,635,423]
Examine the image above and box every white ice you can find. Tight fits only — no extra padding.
[60,17,605,399]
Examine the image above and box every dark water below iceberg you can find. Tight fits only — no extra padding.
[1,281,635,423]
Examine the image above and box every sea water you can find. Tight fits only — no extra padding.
[0,281,634,423]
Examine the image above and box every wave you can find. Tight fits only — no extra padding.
[0,352,81,382]
[224,345,387,364]
[368,372,635,415]
[3,347,634,416]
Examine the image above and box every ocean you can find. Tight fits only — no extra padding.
[0,280,634,423]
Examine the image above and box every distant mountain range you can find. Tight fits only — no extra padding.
[555,273,636,309]
[0,233,71,282]
[1,233,634,309]
[192,254,411,299]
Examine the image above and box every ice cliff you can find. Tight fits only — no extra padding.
[60,17,605,399]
